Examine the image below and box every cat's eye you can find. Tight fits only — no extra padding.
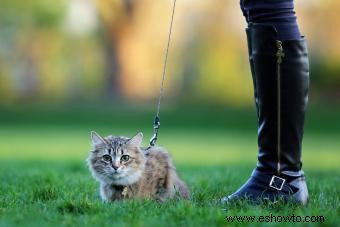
[121,155,130,162]
[102,155,112,162]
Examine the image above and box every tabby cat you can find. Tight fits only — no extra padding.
[87,131,189,202]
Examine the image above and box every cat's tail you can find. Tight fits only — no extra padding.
[171,169,190,199]
[147,145,190,200]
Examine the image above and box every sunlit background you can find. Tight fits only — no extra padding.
[0,0,339,171]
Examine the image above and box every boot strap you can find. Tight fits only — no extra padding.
[251,170,299,194]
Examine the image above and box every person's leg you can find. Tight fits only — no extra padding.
[240,0,301,40]
[223,0,309,204]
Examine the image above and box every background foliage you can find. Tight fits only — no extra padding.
[0,0,339,105]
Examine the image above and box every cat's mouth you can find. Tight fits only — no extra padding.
[110,171,124,179]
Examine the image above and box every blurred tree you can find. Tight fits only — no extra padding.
[297,0,340,100]
[0,0,106,102]
[94,0,140,99]
[0,0,65,101]
[0,0,339,105]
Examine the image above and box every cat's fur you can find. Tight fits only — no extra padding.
[87,131,190,202]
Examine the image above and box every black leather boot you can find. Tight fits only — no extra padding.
[222,24,309,205]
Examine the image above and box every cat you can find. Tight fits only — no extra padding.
[87,131,190,202]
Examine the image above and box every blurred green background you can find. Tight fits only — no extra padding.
[0,0,339,170]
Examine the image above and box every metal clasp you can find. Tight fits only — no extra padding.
[149,116,160,146]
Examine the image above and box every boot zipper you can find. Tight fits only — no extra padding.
[276,40,285,176]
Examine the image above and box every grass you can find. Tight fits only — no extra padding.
[0,105,339,226]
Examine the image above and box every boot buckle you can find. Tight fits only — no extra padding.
[269,175,286,190]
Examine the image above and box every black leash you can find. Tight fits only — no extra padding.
[149,0,177,147]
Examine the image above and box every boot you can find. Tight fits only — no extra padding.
[222,23,309,205]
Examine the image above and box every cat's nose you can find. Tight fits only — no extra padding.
[112,165,119,171]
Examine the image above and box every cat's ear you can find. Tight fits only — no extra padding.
[128,132,143,147]
[91,131,106,147]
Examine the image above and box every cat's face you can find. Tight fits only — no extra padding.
[87,131,145,185]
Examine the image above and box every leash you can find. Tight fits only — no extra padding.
[149,0,177,147]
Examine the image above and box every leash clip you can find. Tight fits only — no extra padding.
[149,116,160,146]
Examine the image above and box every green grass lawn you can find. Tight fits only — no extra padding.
[0,106,339,226]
